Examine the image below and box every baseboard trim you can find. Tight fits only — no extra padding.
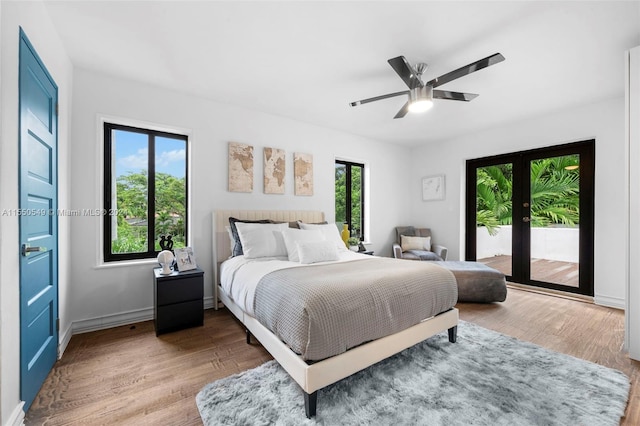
[203,295,215,310]
[5,401,25,426]
[72,307,154,335]
[506,283,625,310]
[594,295,625,310]
[65,296,216,337]
[59,323,73,358]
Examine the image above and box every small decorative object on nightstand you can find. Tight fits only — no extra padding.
[153,267,204,336]
[341,224,350,247]
[157,250,175,275]
[174,246,197,272]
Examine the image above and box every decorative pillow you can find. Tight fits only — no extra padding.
[229,217,272,256]
[298,222,348,251]
[235,222,288,259]
[297,240,339,264]
[401,235,432,252]
[395,226,416,243]
[281,228,324,262]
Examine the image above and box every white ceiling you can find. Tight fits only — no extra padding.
[44,1,640,147]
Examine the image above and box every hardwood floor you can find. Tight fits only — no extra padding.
[26,287,638,425]
[26,311,272,425]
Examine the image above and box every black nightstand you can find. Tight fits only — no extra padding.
[153,267,204,336]
[360,250,374,256]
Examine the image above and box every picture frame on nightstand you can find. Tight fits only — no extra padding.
[174,247,197,271]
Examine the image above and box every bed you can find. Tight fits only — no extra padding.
[212,210,459,418]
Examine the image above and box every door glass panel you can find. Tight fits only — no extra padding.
[476,163,513,277]
[529,155,580,286]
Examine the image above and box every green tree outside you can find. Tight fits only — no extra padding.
[111,171,186,253]
[335,164,362,239]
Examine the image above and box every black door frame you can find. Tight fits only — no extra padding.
[465,140,595,296]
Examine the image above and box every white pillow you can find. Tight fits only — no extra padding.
[401,235,432,251]
[225,225,235,254]
[235,222,288,259]
[297,240,339,264]
[281,228,324,262]
[298,222,348,252]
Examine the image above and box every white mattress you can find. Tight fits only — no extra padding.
[220,250,369,315]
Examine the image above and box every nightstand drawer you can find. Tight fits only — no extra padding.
[156,276,203,306]
[156,299,203,334]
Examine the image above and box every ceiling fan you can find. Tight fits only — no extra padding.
[349,53,505,119]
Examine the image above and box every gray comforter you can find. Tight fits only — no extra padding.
[253,257,458,361]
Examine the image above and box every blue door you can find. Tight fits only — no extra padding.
[19,29,59,411]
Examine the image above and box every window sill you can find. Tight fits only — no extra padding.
[95,258,159,270]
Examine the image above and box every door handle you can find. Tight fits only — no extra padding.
[522,217,531,223]
[21,244,46,256]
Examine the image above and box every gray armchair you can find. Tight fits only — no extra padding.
[392,226,448,261]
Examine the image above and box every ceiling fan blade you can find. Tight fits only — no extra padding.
[388,56,422,89]
[426,53,505,88]
[349,90,409,107]
[433,90,479,101]
[393,101,410,119]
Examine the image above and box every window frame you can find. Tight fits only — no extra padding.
[103,122,189,262]
[335,159,366,241]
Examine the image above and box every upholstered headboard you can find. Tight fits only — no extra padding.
[212,209,325,307]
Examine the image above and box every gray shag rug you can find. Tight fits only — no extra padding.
[196,321,629,425]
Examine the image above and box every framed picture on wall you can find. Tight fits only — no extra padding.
[422,174,445,201]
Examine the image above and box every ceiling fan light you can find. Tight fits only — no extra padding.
[409,99,433,113]
[408,86,433,113]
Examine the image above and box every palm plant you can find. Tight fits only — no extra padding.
[476,155,580,234]
[529,156,579,227]
[476,164,513,235]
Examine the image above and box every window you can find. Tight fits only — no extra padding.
[335,160,365,240]
[103,123,188,262]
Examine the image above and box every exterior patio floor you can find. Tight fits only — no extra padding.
[478,254,579,288]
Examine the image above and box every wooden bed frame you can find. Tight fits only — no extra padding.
[212,210,459,418]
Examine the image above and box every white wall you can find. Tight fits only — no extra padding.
[410,96,626,308]
[477,226,580,263]
[626,46,640,358]
[67,68,412,335]
[0,1,73,424]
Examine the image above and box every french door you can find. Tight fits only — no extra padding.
[465,141,594,296]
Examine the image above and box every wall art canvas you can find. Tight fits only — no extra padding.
[228,142,253,192]
[263,147,285,194]
[422,174,445,201]
[294,152,313,196]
